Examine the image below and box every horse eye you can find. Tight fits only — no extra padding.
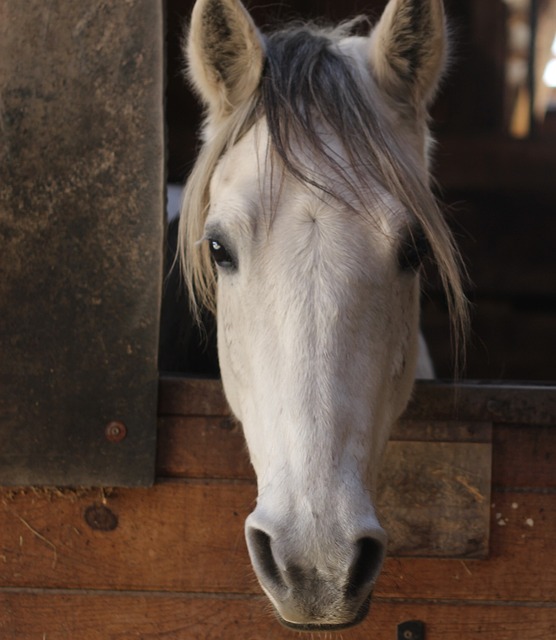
[398,229,430,273]
[208,238,236,269]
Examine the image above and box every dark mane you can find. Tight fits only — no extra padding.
[257,24,467,365]
[260,23,425,214]
[261,23,390,207]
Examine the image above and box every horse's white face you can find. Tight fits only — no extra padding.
[207,121,419,625]
[183,0,453,630]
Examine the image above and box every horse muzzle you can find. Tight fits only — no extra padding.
[245,512,387,629]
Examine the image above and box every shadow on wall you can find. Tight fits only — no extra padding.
[158,185,219,377]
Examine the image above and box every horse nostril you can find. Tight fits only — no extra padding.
[246,527,286,593]
[346,537,385,599]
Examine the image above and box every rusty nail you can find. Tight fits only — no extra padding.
[105,420,127,443]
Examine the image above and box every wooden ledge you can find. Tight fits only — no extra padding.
[158,376,556,425]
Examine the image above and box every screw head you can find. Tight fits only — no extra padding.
[105,420,127,443]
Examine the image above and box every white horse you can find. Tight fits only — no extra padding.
[179,0,468,630]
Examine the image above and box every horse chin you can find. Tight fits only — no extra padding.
[274,593,372,632]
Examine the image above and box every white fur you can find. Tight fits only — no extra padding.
[184,0,454,629]
[206,121,429,626]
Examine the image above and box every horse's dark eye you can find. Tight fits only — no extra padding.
[208,238,235,269]
[398,229,430,273]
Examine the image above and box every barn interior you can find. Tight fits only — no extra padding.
[160,0,556,382]
[1,2,554,637]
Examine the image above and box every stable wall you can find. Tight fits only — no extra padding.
[0,379,554,639]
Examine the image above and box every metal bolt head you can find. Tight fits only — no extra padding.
[398,621,425,640]
[105,420,127,443]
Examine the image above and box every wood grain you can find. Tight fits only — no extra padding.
[0,483,254,594]
[0,487,552,602]
[1,590,554,640]
[158,377,229,417]
[377,441,491,558]
[377,491,555,603]
[156,416,492,478]
[158,377,556,426]
[156,413,492,557]
[156,416,252,480]
[493,424,556,490]
[3,376,554,640]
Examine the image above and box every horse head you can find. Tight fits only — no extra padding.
[179,0,466,629]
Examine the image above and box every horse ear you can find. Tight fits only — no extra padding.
[369,0,447,109]
[187,0,265,117]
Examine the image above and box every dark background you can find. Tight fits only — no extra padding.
[161,0,556,381]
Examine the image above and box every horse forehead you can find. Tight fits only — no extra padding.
[211,123,268,193]
[211,120,347,199]
[209,120,407,242]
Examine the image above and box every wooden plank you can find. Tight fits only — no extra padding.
[156,396,494,560]
[158,377,229,416]
[157,417,492,557]
[390,420,492,443]
[0,483,254,594]
[156,416,252,480]
[0,488,551,602]
[377,441,491,558]
[157,416,492,480]
[404,382,556,426]
[158,377,556,426]
[377,491,555,603]
[493,424,556,490]
[1,591,554,640]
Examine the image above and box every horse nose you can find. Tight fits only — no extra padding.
[346,536,387,599]
[245,519,387,629]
